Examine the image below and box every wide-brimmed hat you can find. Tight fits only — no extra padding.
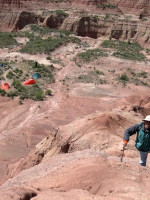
[143,115,150,122]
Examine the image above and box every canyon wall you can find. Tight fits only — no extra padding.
[0,0,150,45]
[60,16,150,46]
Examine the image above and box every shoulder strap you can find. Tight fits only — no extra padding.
[136,122,144,141]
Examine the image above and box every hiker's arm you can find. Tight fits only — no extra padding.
[124,123,141,142]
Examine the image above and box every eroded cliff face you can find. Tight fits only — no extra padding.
[0,0,24,8]
[118,0,150,16]
[0,0,150,15]
[60,16,150,46]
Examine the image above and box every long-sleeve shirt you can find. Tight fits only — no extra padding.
[124,122,150,152]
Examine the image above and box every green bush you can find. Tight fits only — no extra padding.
[119,73,129,81]
[45,89,52,95]
[0,88,6,96]
[54,10,69,17]
[19,100,23,105]
[46,56,51,60]
[7,91,18,99]
[95,70,104,75]
[138,71,147,78]
[6,71,15,79]
[28,84,45,101]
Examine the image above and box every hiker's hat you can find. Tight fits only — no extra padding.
[143,115,150,122]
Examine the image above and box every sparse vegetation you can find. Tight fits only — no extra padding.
[118,73,129,86]
[20,34,80,55]
[77,49,108,62]
[101,40,146,61]
[95,70,105,75]
[28,60,55,83]
[141,18,147,21]
[146,48,150,54]
[30,24,74,37]
[138,71,147,78]
[12,79,45,101]
[93,15,98,22]
[100,3,118,9]
[0,32,17,48]
[76,71,107,84]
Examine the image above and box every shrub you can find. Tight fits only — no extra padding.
[54,10,69,17]
[95,70,104,75]
[138,71,147,78]
[46,56,51,60]
[6,71,15,79]
[0,88,6,96]
[119,73,129,82]
[93,15,98,22]
[19,100,23,105]
[7,91,18,99]
[45,89,52,95]
[28,84,45,101]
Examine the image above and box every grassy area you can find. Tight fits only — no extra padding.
[100,4,118,9]
[12,31,35,39]
[0,32,17,48]
[30,24,74,36]
[20,33,80,54]
[77,48,108,62]
[101,40,146,61]
[0,25,79,55]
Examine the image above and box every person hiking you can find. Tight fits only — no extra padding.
[123,115,150,166]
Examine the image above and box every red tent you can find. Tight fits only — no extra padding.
[1,82,10,90]
[23,79,36,85]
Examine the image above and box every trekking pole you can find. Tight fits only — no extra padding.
[120,146,125,162]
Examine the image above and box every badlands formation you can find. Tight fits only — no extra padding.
[0,0,150,199]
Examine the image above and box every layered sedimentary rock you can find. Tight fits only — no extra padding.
[61,16,150,46]
[0,0,23,8]
[118,0,150,16]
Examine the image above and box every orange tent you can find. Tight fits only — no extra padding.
[23,79,36,85]
[1,82,10,90]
